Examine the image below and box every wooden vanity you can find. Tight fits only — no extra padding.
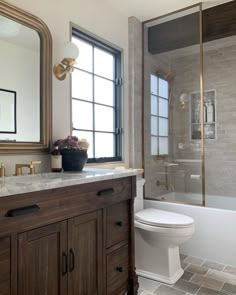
[0,170,138,295]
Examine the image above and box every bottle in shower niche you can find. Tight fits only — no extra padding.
[206,102,214,123]
[51,146,62,172]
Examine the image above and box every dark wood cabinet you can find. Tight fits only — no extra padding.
[18,222,67,295]
[0,176,138,295]
[68,211,103,295]
[0,237,11,295]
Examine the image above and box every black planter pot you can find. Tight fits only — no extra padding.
[61,149,88,171]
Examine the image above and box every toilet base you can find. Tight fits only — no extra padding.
[137,267,184,285]
[135,227,187,285]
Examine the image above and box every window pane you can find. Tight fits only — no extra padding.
[159,118,168,136]
[95,105,114,132]
[159,78,168,98]
[151,136,158,155]
[95,132,114,158]
[72,69,93,101]
[150,75,157,95]
[72,130,93,158]
[159,98,168,118]
[72,37,92,72]
[94,76,114,106]
[151,95,158,115]
[151,116,158,136]
[72,100,93,130]
[159,137,168,155]
[94,48,114,80]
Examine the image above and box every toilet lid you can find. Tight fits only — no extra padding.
[135,208,194,228]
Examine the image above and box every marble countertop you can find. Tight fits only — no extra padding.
[0,168,138,198]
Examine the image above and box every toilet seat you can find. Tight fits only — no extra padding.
[135,208,194,228]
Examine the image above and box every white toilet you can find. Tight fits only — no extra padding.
[135,179,195,284]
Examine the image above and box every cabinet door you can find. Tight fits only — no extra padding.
[18,221,67,295]
[0,237,10,295]
[68,211,103,295]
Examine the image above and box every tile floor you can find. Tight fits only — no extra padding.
[138,254,236,295]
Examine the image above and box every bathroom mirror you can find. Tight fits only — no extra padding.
[0,1,52,153]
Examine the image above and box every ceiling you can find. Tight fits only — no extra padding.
[105,0,233,22]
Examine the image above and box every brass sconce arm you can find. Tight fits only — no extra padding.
[53,42,79,81]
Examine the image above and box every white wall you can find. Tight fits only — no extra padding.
[0,39,40,142]
[1,0,129,174]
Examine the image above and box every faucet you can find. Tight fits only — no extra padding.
[15,161,41,176]
[0,163,5,177]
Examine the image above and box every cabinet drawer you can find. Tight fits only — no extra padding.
[107,245,129,295]
[0,177,132,237]
[106,201,129,248]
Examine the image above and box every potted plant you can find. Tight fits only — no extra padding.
[54,136,89,171]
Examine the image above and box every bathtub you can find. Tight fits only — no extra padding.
[155,192,236,211]
[144,198,236,266]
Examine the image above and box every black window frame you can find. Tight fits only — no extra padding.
[71,27,122,163]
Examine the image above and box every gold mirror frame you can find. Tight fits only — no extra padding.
[0,0,52,154]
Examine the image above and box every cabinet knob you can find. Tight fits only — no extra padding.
[116,221,123,227]
[116,266,123,273]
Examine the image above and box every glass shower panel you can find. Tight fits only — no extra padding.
[143,5,204,206]
[202,3,236,209]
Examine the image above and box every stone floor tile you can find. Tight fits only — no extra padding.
[180,254,188,261]
[141,291,155,295]
[138,288,144,294]
[221,282,236,294]
[181,272,195,281]
[196,286,228,295]
[139,277,160,292]
[190,274,224,290]
[181,261,189,270]
[202,261,225,271]
[224,265,236,276]
[185,256,205,266]
[206,269,236,285]
[185,264,208,275]
[154,284,186,295]
[174,279,200,294]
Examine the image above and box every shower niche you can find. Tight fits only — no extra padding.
[191,90,216,140]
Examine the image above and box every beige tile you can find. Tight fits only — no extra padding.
[224,265,236,276]
[205,269,236,285]
[221,282,236,294]
[196,286,228,295]
[174,279,200,294]
[185,264,208,275]
[154,284,186,295]
[185,257,205,266]
[139,277,160,292]
[202,261,225,271]
[190,274,224,290]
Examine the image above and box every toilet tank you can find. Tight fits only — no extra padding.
[134,178,145,213]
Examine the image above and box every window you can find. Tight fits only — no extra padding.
[150,74,169,157]
[71,28,122,163]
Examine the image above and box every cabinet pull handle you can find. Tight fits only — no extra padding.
[116,266,123,273]
[69,248,75,272]
[5,204,40,217]
[62,252,68,275]
[96,188,114,196]
[116,221,123,227]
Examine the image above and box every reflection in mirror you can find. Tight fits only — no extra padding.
[0,88,16,134]
[0,15,40,142]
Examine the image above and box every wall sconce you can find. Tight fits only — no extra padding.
[53,42,79,81]
[179,92,188,109]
